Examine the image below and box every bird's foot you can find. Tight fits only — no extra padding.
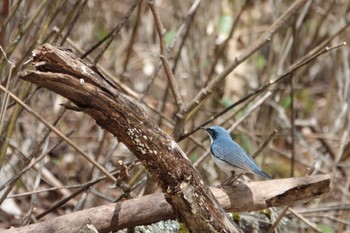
[220,174,243,187]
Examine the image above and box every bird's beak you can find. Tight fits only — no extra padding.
[199,126,206,130]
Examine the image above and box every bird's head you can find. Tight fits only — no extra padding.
[201,126,231,142]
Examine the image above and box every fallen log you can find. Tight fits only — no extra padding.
[3,175,330,233]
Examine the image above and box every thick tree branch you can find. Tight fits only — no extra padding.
[18,44,239,232]
[3,175,330,233]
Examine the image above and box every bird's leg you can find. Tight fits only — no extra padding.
[221,176,233,186]
[220,172,243,186]
[227,174,243,184]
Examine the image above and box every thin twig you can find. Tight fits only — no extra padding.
[288,208,322,232]
[114,176,147,202]
[252,129,277,159]
[0,0,22,37]
[0,46,15,134]
[156,84,170,127]
[267,206,289,233]
[59,0,88,46]
[156,0,200,128]
[53,0,80,43]
[290,19,297,177]
[207,0,250,79]
[170,0,200,74]
[141,0,200,99]
[306,0,336,52]
[148,0,184,112]
[121,1,142,76]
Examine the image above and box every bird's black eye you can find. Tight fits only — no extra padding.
[208,129,217,138]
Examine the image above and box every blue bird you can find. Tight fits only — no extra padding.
[201,126,271,182]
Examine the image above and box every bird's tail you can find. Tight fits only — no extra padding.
[256,169,272,179]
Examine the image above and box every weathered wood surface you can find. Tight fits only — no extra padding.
[4,175,330,233]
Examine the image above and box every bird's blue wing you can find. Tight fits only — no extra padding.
[211,139,255,173]
[211,139,272,179]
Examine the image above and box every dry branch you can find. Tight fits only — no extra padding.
[3,175,330,233]
[18,44,239,232]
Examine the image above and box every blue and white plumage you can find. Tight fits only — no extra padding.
[202,126,271,179]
